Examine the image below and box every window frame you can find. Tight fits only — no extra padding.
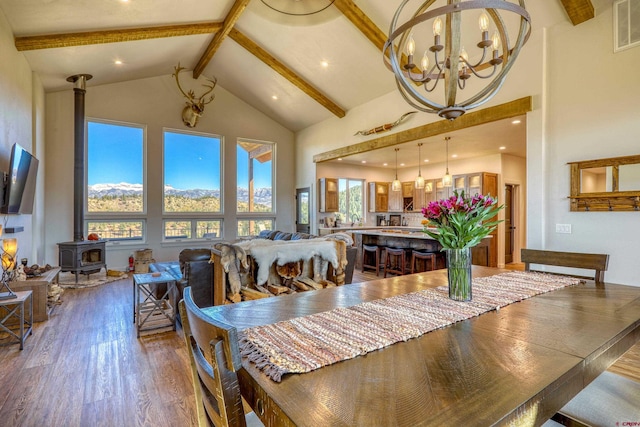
[85,118,147,246]
[338,177,365,224]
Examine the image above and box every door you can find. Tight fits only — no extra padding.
[504,184,515,264]
[296,187,311,233]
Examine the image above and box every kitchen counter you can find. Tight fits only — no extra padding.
[318,226,423,236]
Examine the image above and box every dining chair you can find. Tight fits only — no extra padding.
[179,287,263,427]
[520,249,609,284]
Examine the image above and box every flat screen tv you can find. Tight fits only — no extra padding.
[1,143,39,214]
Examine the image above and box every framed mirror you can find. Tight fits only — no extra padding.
[569,154,640,211]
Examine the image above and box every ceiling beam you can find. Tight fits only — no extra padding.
[559,0,595,25]
[312,97,532,163]
[14,22,223,51]
[332,0,387,51]
[229,28,346,118]
[192,0,250,79]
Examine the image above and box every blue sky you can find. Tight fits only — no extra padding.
[88,122,272,189]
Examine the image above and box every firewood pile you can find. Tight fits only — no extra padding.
[48,282,64,306]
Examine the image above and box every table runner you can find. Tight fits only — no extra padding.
[239,271,582,382]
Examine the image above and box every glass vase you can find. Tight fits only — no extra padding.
[446,248,472,301]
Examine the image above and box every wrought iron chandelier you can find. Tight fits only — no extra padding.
[384,0,531,120]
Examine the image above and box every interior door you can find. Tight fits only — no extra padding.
[296,187,310,234]
[504,184,515,264]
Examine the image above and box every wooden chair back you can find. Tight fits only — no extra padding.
[521,249,609,284]
[179,287,247,427]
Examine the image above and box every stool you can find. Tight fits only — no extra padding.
[362,244,383,276]
[383,247,407,277]
[410,250,437,274]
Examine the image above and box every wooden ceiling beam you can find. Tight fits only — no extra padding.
[192,0,250,79]
[312,97,532,163]
[332,0,387,51]
[229,29,346,118]
[559,0,595,26]
[14,22,223,51]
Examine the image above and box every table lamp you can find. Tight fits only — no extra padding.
[0,238,18,300]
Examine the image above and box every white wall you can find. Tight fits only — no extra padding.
[45,74,295,270]
[297,4,640,285]
[0,10,45,265]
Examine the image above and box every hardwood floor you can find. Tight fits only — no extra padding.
[0,276,197,427]
[0,270,637,426]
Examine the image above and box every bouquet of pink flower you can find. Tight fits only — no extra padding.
[422,190,503,249]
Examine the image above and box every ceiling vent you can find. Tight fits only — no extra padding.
[614,0,640,52]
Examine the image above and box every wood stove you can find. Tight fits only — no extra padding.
[58,240,106,283]
[57,74,107,283]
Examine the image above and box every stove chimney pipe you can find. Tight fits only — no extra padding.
[66,74,92,242]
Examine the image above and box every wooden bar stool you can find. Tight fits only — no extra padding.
[410,250,437,274]
[362,244,383,276]
[383,247,407,277]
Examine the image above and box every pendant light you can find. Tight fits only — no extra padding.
[415,143,425,189]
[392,148,402,192]
[442,137,452,187]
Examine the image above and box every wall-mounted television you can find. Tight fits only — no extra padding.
[1,143,39,214]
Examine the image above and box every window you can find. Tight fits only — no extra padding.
[237,219,274,237]
[163,220,222,240]
[164,130,222,213]
[338,178,364,223]
[237,139,274,213]
[86,120,145,242]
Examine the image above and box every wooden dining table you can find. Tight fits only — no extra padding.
[201,266,640,426]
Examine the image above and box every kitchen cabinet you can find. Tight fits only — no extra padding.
[402,182,414,198]
[368,182,389,212]
[388,184,403,212]
[413,185,426,211]
[468,172,499,267]
[318,178,339,212]
[423,180,436,205]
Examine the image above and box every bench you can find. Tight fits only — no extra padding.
[521,249,609,284]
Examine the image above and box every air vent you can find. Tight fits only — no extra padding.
[614,0,640,52]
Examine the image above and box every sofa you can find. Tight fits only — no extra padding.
[149,230,357,309]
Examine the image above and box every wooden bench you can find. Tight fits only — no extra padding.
[521,249,609,284]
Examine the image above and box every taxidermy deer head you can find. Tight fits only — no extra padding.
[172,63,217,128]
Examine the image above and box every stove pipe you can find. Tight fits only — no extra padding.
[66,74,92,242]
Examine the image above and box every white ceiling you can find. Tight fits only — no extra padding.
[0,0,611,134]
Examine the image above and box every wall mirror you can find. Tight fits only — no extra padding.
[569,154,640,211]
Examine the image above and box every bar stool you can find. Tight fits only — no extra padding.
[362,244,383,276]
[410,250,437,274]
[383,247,407,277]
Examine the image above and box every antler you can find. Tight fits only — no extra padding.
[198,77,217,106]
[172,63,194,102]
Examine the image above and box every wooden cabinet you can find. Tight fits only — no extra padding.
[388,185,403,212]
[423,180,436,205]
[402,182,414,198]
[468,172,499,267]
[368,182,389,212]
[318,178,338,212]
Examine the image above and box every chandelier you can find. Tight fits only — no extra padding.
[384,0,531,120]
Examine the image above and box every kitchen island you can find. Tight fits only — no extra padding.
[352,229,491,270]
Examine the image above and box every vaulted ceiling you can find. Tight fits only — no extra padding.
[1,0,602,132]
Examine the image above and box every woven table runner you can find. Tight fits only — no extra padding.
[239,271,582,382]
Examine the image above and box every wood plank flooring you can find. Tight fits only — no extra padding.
[0,276,197,427]
[0,269,637,426]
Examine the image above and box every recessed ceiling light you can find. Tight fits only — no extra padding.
[383,163,388,166]
[337,158,342,161]
[512,119,521,124]
[114,60,123,65]
[400,163,405,166]
[321,60,329,68]
[272,95,278,100]
[424,159,429,163]
[361,160,366,164]
[499,146,506,150]
[452,154,458,158]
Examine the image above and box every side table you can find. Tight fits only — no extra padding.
[133,272,176,338]
[10,267,61,322]
[0,290,33,350]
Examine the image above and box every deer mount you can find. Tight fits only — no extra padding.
[172,63,217,128]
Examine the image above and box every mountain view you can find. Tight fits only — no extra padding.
[87,182,272,212]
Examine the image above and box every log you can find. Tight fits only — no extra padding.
[291,280,310,291]
[241,287,272,300]
[267,284,291,295]
[299,277,323,290]
[227,292,242,303]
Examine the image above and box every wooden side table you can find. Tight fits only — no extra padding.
[0,290,33,350]
[133,272,176,338]
[10,267,61,322]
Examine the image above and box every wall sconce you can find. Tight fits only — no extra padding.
[0,238,17,300]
